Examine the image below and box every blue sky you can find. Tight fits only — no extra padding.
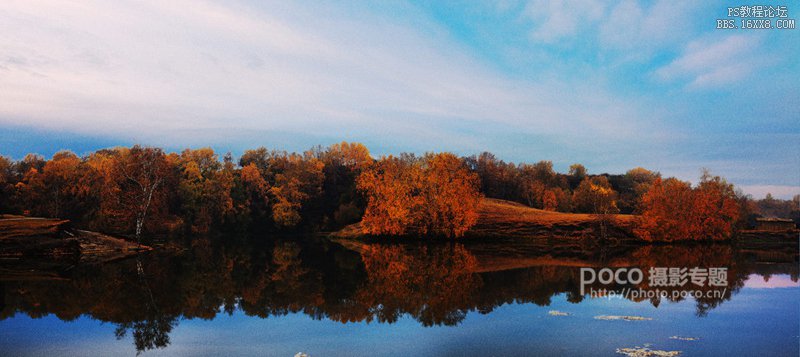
[0,0,798,198]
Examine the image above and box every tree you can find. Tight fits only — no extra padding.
[176,148,234,233]
[357,153,481,238]
[568,164,587,190]
[635,177,694,242]
[0,156,11,212]
[530,161,558,187]
[569,164,587,180]
[39,151,85,219]
[117,146,171,241]
[240,163,269,199]
[357,155,423,236]
[465,152,520,202]
[267,152,324,227]
[572,176,619,215]
[619,167,660,213]
[635,171,740,242]
[419,153,481,238]
[320,142,372,227]
[542,189,558,211]
[239,148,324,228]
[691,170,739,240]
[322,142,372,172]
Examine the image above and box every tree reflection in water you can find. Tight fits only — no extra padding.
[0,237,796,353]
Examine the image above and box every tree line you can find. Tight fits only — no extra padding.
[0,142,793,241]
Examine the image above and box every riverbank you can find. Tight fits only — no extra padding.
[0,215,151,279]
[331,198,639,241]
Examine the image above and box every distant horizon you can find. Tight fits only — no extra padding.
[1,1,797,199]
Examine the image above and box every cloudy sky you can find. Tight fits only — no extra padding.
[1,0,798,198]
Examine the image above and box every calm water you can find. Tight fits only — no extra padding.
[0,237,798,356]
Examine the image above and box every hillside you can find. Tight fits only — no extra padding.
[331,198,639,240]
[466,198,637,239]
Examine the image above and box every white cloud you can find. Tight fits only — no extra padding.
[0,0,652,150]
[654,34,774,89]
[599,0,697,52]
[0,0,792,192]
[524,0,605,43]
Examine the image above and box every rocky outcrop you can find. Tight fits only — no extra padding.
[0,217,79,257]
[0,216,151,278]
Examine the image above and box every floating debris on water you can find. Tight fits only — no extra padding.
[616,347,681,357]
[594,315,653,321]
[294,353,309,357]
[669,336,700,341]
[548,310,570,316]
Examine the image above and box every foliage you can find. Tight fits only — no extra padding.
[635,171,740,241]
[176,148,234,233]
[572,176,619,215]
[0,143,762,241]
[357,153,481,238]
[357,155,423,236]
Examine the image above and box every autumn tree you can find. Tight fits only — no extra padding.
[82,149,126,232]
[690,170,740,240]
[464,152,520,202]
[268,152,324,227]
[542,189,558,211]
[522,180,546,208]
[7,154,45,215]
[635,172,740,242]
[117,146,171,240]
[0,155,13,213]
[15,154,46,180]
[419,153,481,237]
[319,142,373,227]
[357,153,481,238]
[37,151,85,219]
[617,167,660,213]
[569,164,587,180]
[634,177,695,242]
[175,148,234,233]
[5,151,89,220]
[239,148,324,228]
[568,163,587,189]
[572,176,619,215]
[356,155,423,236]
[518,161,569,210]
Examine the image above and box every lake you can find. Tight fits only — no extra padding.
[1,236,798,356]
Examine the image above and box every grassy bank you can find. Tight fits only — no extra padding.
[332,198,639,241]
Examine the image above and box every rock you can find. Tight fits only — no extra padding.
[0,217,151,279]
[0,218,79,258]
[0,217,71,240]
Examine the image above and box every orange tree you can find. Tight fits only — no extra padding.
[635,172,739,241]
[357,152,481,238]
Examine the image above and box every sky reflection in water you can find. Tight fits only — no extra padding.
[0,238,797,356]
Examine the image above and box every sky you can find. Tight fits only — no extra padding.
[0,0,798,198]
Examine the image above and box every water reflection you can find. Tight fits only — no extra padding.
[0,236,797,354]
